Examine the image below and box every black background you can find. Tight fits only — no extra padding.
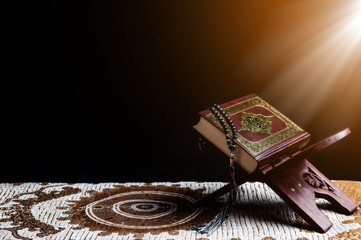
[3,1,360,183]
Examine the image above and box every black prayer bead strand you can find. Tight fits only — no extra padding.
[213,104,237,164]
[210,106,236,147]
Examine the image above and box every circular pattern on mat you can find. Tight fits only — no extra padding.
[85,190,202,229]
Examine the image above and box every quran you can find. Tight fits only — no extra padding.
[192,93,357,234]
[193,93,310,173]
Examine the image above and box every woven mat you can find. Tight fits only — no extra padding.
[0,181,360,240]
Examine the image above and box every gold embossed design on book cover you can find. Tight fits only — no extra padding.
[206,97,303,155]
[240,112,273,134]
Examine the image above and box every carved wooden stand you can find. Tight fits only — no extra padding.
[195,128,358,233]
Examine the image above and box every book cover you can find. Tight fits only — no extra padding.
[194,93,310,172]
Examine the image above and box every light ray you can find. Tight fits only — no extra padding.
[258,0,361,126]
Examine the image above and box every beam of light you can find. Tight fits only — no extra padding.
[258,0,361,127]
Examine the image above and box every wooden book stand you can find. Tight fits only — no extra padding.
[195,128,358,233]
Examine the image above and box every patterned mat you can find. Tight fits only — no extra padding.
[0,181,360,240]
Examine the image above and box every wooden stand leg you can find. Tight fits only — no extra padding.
[194,182,233,207]
[194,171,256,207]
[265,158,358,233]
[307,163,357,215]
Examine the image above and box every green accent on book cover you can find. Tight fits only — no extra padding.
[207,97,303,155]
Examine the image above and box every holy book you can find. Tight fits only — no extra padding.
[193,93,310,173]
